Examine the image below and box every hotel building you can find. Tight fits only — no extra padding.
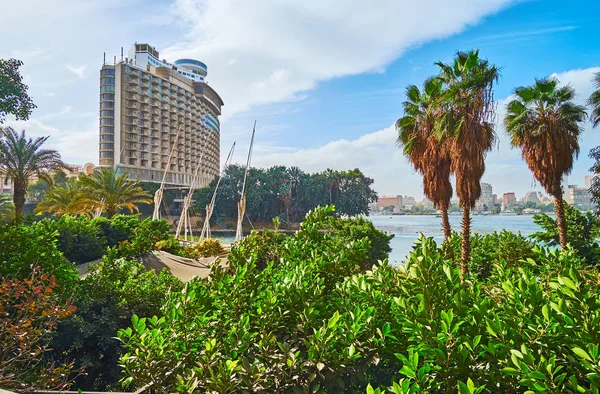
[99,43,223,188]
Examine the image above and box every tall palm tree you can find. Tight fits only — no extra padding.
[397,77,454,241]
[505,78,586,249]
[287,166,303,199]
[588,72,600,128]
[324,168,340,205]
[0,127,69,219]
[436,50,499,279]
[34,178,91,217]
[77,168,152,218]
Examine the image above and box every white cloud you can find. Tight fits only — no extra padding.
[165,0,516,117]
[65,64,88,78]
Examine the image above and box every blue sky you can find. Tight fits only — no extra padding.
[2,0,600,199]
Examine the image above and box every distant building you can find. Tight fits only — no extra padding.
[503,192,516,206]
[492,194,498,205]
[522,191,543,204]
[567,185,593,208]
[475,182,493,210]
[403,195,417,209]
[420,198,434,208]
[377,195,402,211]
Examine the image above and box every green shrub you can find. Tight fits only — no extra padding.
[155,238,185,255]
[92,214,140,247]
[117,218,172,258]
[0,222,78,286]
[117,208,600,393]
[533,203,600,264]
[234,229,288,269]
[43,215,107,264]
[50,252,183,391]
[185,238,226,259]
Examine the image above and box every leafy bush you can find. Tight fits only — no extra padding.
[185,238,227,259]
[42,215,107,264]
[92,214,140,247]
[533,203,600,264]
[1,268,77,391]
[155,238,186,255]
[49,252,183,391]
[117,207,600,393]
[329,214,394,270]
[446,230,537,278]
[0,221,78,286]
[117,218,172,258]
[234,229,289,269]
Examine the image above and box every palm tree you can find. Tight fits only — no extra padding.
[588,72,600,128]
[436,50,499,279]
[324,169,340,205]
[397,77,453,241]
[34,178,91,217]
[0,127,69,219]
[287,166,303,199]
[505,78,586,249]
[77,168,152,218]
[0,193,15,222]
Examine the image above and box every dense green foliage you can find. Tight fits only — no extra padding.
[193,165,377,222]
[49,255,183,391]
[0,58,36,122]
[533,203,600,264]
[0,221,78,286]
[185,238,226,259]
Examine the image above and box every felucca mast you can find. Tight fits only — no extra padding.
[174,131,212,240]
[235,121,256,242]
[199,142,236,241]
[153,126,182,221]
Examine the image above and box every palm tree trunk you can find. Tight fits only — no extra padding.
[554,194,568,250]
[440,203,452,242]
[13,180,26,222]
[329,188,333,205]
[460,205,471,282]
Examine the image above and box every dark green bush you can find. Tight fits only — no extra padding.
[92,214,140,247]
[533,203,600,264]
[185,238,226,259]
[0,222,77,286]
[117,218,172,258]
[43,215,107,264]
[50,251,183,391]
[155,238,186,256]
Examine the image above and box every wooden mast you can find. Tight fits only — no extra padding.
[200,142,236,241]
[175,131,211,240]
[153,126,182,221]
[235,121,256,242]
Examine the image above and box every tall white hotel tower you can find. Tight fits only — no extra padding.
[99,43,224,188]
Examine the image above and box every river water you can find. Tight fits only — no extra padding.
[368,214,543,265]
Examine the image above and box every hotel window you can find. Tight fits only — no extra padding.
[100,126,114,133]
[100,143,114,150]
[100,151,114,158]
[100,118,114,125]
[100,101,114,109]
[101,93,114,101]
[100,110,114,117]
[100,135,114,141]
[101,77,115,85]
[101,69,115,77]
[101,85,115,93]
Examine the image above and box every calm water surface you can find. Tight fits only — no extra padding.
[368,214,544,265]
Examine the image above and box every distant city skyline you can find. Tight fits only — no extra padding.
[2,0,600,199]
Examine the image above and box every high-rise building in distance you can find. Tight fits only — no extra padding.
[99,43,224,188]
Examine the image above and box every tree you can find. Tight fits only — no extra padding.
[504,78,586,249]
[34,178,91,217]
[436,50,499,279]
[397,77,453,241]
[335,169,378,217]
[588,71,600,128]
[324,168,341,205]
[0,127,69,219]
[77,168,152,218]
[0,59,36,123]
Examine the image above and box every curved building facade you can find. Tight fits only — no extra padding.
[99,43,223,188]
